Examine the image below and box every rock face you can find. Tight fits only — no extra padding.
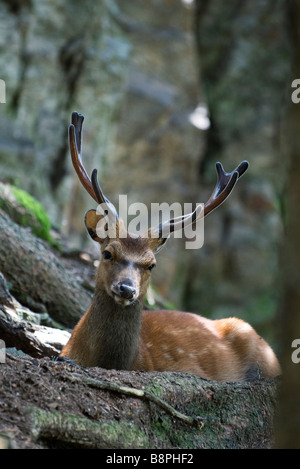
[0,0,131,230]
[0,0,289,338]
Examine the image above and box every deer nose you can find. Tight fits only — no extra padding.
[114,281,137,300]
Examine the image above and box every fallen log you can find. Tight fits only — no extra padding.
[0,209,92,327]
[0,269,70,357]
[0,355,279,449]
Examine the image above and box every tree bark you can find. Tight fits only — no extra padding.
[0,355,279,449]
[0,307,69,358]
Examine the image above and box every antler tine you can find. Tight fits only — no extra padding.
[91,169,119,220]
[69,112,99,203]
[91,168,106,205]
[72,111,83,156]
[204,160,249,216]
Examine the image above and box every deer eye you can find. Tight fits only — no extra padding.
[103,250,112,260]
[148,263,156,271]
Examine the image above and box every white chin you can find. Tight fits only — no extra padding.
[113,294,133,307]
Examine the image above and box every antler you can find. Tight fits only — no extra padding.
[69,111,118,219]
[152,160,249,239]
[204,160,248,216]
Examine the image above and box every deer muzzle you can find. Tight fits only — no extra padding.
[111,280,138,306]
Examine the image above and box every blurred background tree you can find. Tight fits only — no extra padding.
[0,0,298,446]
[274,0,300,449]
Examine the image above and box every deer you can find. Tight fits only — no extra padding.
[60,111,281,382]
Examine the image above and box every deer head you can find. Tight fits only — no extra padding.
[69,111,248,307]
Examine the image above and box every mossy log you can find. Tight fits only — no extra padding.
[0,210,92,327]
[0,183,54,245]
[0,355,279,449]
[30,408,149,449]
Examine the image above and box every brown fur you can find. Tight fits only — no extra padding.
[61,228,281,381]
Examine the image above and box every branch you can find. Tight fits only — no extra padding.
[0,274,70,357]
[0,306,70,358]
[66,371,206,428]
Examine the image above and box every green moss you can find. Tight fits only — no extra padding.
[8,185,57,247]
[30,408,149,449]
[150,410,206,449]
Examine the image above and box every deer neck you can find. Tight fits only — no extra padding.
[87,287,143,370]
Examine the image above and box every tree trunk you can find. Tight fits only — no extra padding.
[274,0,300,449]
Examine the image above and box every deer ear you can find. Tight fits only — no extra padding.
[147,230,169,254]
[84,209,106,244]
